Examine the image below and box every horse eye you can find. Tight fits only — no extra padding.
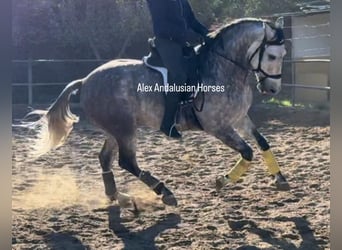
[268,54,276,60]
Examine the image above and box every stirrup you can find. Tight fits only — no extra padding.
[161,123,182,138]
[168,124,182,138]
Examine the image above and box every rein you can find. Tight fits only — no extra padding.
[211,49,249,72]
[210,48,250,86]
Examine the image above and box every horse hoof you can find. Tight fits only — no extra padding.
[162,194,178,206]
[117,192,134,207]
[107,194,116,201]
[216,175,229,192]
[275,180,290,191]
[106,190,118,201]
[274,173,290,191]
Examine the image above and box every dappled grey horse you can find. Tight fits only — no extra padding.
[20,17,289,207]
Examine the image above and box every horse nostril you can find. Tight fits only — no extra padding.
[270,88,276,94]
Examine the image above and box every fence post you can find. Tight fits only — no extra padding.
[28,58,33,106]
[291,58,296,107]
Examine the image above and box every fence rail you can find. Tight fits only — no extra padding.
[282,83,330,90]
[12,59,109,105]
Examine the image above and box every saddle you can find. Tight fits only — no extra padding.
[142,38,204,130]
[142,38,201,103]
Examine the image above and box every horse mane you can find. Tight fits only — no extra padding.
[198,17,273,54]
[208,17,271,40]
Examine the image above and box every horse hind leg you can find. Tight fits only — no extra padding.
[117,136,177,206]
[139,171,177,206]
[99,137,138,208]
[99,137,118,201]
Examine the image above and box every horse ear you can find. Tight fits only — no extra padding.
[275,16,284,29]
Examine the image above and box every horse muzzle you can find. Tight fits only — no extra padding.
[257,78,281,95]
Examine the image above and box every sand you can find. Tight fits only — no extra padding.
[12,105,330,250]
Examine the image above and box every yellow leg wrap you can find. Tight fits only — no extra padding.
[262,149,280,175]
[228,158,251,183]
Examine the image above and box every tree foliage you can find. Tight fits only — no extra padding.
[13,0,312,59]
[13,0,151,59]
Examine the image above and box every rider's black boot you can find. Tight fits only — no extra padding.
[160,93,182,138]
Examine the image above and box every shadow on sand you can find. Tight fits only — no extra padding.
[108,205,181,250]
[229,216,322,250]
[44,231,89,249]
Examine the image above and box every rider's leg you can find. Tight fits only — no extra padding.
[155,37,187,138]
[161,92,182,138]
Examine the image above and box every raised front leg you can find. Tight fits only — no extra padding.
[240,115,290,190]
[215,127,254,191]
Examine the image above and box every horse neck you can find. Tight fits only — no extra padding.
[200,22,263,85]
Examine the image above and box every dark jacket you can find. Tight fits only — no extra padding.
[146,0,208,45]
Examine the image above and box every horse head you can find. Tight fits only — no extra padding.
[204,17,286,96]
[247,17,286,95]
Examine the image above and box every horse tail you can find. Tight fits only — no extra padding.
[19,79,83,157]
